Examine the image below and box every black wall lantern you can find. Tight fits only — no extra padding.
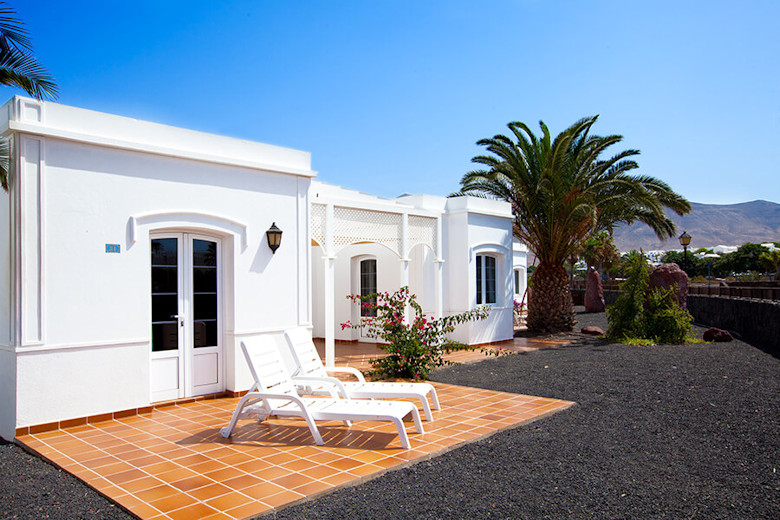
[266,222,283,254]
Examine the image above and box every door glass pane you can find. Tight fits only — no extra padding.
[476,255,483,305]
[193,239,218,348]
[485,256,497,304]
[360,259,377,317]
[151,238,178,352]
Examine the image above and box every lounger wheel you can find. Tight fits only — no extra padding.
[220,426,232,438]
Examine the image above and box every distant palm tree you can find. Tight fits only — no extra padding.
[582,231,620,279]
[0,2,58,190]
[458,116,690,332]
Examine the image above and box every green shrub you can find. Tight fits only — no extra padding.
[606,251,649,340]
[642,284,692,344]
[606,251,692,345]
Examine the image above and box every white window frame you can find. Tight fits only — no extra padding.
[359,257,378,317]
[476,254,498,305]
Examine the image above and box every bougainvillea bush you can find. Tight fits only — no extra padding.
[342,286,490,380]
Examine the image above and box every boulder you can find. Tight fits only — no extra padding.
[649,263,689,309]
[703,327,733,342]
[584,268,605,312]
[581,326,604,336]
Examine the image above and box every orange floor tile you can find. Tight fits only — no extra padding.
[17,383,573,520]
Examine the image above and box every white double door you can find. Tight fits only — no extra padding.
[150,232,223,401]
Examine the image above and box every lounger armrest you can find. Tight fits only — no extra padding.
[326,367,366,383]
[292,376,347,399]
[248,391,311,412]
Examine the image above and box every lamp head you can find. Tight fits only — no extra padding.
[266,222,282,254]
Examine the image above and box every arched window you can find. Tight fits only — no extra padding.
[360,258,377,316]
[476,254,497,304]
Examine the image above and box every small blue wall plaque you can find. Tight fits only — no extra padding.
[105,244,121,253]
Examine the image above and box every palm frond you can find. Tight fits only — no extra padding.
[0,46,58,100]
[0,4,32,53]
[458,115,690,266]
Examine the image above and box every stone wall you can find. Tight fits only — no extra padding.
[687,295,780,357]
[572,289,619,306]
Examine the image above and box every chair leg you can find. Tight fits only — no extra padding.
[429,386,441,411]
[391,417,411,449]
[410,408,424,434]
[220,394,261,438]
[419,397,434,422]
[299,411,325,446]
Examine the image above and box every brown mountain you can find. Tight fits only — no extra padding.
[612,200,780,252]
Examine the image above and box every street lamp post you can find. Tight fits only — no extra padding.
[679,231,691,273]
[703,253,720,288]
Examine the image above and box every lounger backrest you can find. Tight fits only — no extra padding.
[240,338,298,397]
[284,328,328,378]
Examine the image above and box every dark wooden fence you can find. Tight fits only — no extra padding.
[571,280,780,301]
[688,285,780,300]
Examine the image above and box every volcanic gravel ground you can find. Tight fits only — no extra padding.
[0,440,133,519]
[270,310,779,520]
[1,309,778,519]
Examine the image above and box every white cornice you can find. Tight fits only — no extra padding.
[6,120,317,177]
[1,96,316,178]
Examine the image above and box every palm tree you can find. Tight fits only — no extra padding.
[582,231,619,279]
[457,116,690,333]
[0,2,58,191]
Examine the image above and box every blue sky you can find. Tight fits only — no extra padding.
[13,0,780,204]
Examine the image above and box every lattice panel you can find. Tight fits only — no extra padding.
[310,203,326,247]
[333,207,402,255]
[408,215,437,255]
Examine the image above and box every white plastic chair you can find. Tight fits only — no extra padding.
[284,328,441,422]
[220,337,424,449]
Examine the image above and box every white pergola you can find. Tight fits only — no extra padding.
[310,198,443,367]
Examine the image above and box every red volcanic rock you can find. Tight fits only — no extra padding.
[703,327,733,342]
[649,263,689,309]
[581,326,605,336]
[584,269,605,312]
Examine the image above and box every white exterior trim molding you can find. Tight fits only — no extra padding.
[128,212,249,250]
[2,97,316,178]
[469,242,510,260]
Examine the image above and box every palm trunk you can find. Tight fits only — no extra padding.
[527,261,575,333]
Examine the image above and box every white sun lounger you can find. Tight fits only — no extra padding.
[220,337,424,449]
[284,328,441,422]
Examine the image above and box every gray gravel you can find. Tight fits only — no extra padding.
[2,309,778,519]
[0,441,132,519]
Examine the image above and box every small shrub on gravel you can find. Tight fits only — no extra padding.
[606,251,692,344]
[606,251,649,340]
[643,284,693,344]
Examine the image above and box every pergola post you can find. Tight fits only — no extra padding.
[324,204,336,367]
[400,213,410,322]
[435,215,444,319]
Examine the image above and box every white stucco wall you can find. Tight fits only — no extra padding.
[442,198,514,345]
[408,244,436,315]
[0,350,15,440]
[0,97,313,438]
[0,184,10,346]
[513,240,529,304]
[321,242,402,341]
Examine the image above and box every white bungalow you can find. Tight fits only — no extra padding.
[0,97,525,441]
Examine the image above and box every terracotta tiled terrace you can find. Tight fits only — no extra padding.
[313,334,572,370]
[16,337,574,520]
